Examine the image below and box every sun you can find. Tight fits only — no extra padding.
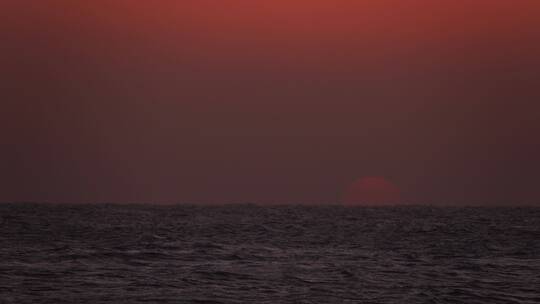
[342,177,401,206]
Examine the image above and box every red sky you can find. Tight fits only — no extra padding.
[1,1,539,204]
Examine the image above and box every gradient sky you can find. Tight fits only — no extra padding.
[1,1,539,204]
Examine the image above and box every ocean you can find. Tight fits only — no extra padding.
[1,203,539,303]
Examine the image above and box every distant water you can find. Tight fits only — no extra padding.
[1,204,539,303]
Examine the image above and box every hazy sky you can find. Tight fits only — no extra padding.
[1,1,539,204]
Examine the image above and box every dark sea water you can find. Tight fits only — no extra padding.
[1,203,539,303]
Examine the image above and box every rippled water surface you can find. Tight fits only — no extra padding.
[1,203,539,303]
